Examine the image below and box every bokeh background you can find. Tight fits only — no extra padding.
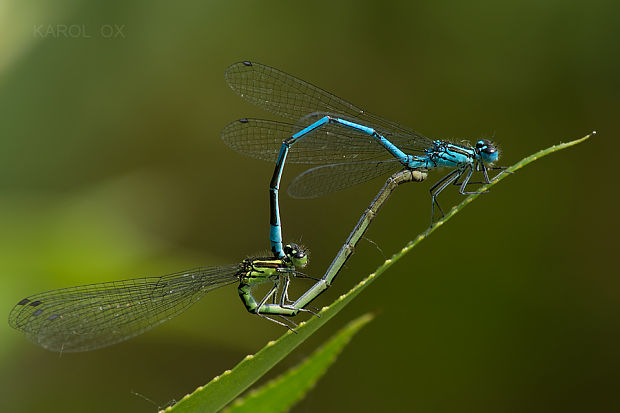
[1,0,618,412]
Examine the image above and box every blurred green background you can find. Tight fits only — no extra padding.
[1,0,617,411]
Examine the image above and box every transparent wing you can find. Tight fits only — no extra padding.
[9,265,240,352]
[222,118,391,164]
[287,160,403,199]
[225,61,434,151]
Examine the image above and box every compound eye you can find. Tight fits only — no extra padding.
[477,139,497,154]
[284,243,306,259]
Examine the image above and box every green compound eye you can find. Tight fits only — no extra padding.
[284,243,308,267]
[292,253,308,268]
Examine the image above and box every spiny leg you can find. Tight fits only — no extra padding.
[459,165,490,195]
[299,306,321,317]
[429,168,461,224]
[279,276,293,306]
[258,313,297,331]
[452,164,473,188]
[270,278,281,305]
[278,274,320,317]
[454,164,481,186]
[256,282,281,314]
[453,161,490,186]
[480,161,492,183]
[457,163,511,186]
[253,283,298,331]
[478,161,513,182]
[290,270,321,283]
[276,315,298,328]
[489,165,512,181]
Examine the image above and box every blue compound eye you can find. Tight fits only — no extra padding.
[476,139,496,155]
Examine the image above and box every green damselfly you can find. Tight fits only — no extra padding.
[9,243,312,352]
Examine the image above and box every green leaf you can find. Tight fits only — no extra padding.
[224,313,374,413]
[163,132,593,413]
[162,267,375,413]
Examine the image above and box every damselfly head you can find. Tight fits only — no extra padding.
[283,243,308,268]
[475,139,499,163]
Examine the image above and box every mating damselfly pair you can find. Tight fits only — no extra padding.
[9,61,505,352]
[222,61,507,258]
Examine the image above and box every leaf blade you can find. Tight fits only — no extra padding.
[163,131,594,413]
[225,313,374,413]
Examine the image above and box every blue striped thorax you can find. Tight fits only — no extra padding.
[410,139,499,169]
